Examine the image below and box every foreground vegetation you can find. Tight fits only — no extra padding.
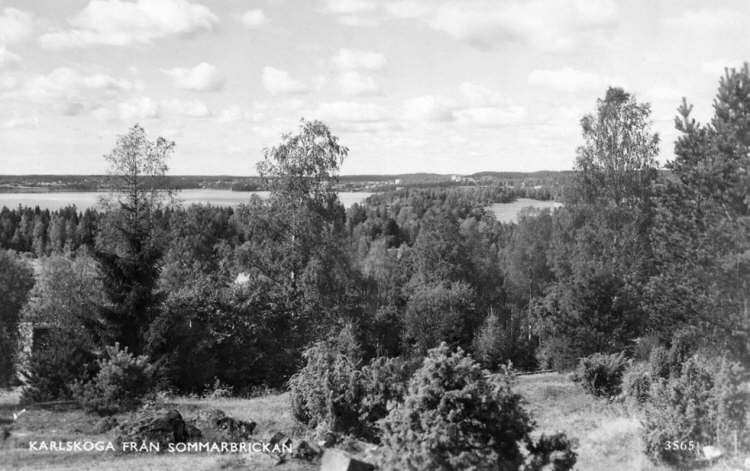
[2,373,744,471]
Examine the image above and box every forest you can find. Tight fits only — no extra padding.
[0,66,749,470]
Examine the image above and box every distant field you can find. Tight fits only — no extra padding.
[4,372,736,471]
[489,198,562,223]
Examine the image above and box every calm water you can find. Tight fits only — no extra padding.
[0,189,373,211]
[489,198,562,223]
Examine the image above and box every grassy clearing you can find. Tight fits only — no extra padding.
[0,374,740,470]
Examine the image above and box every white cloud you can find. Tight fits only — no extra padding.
[0,8,34,44]
[332,48,386,70]
[39,0,218,49]
[458,82,508,107]
[315,101,388,122]
[117,97,161,120]
[321,0,379,26]
[528,67,619,93]
[161,98,211,117]
[338,71,381,96]
[239,9,267,28]
[383,1,432,19]
[261,66,309,95]
[16,67,139,114]
[321,0,377,15]
[394,0,617,51]
[0,47,20,69]
[701,58,747,76]
[3,116,39,129]
[454,105,526,127]
[216,106,264,123]
[402,95,455,122]
[0,75,17,90]
[666,9,739,31]
[163,62,224,91]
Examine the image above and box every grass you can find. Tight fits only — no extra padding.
[516,373,661,471]
[0,374,743,470]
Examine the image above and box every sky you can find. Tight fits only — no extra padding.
[0,0,747,175]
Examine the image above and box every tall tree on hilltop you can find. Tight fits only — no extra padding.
[537,88,659,368]
[648,65,750,361]
[93,124,174,354]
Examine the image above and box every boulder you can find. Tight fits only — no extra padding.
[293,439,323,461]
[320,449,376,471]
[268,430,293,449]
[115,409,195,450]
[93,416,119,434]
[187,409,256,443]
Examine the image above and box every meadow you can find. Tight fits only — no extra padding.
[1,373,733,471]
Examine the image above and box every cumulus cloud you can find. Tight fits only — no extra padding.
[39,0,218,49]
[316,101,388,122]
[701,58,747,76]
[665,9,739,31]
[163,62,224,91]
[0,7,34,44]
[5,67,147,118]
[454,105,526,127]
[338,71,381,96]
[528,67,620,93]
[321,0,379,26]
[116,96,160,120]
[3,115,39,129]
[15,67,139,114]
[239,9,267,28]
[261,66,309,95]
[0,47,21,69]
[383,1,432,19]
[383,0,617,51]
[161,98,211,117]
[321,0,377,15]
[0,75,17,90]
[216,106,264,123]
[402,95,456,122]
[332,48,386,70]
[400,83,526,128]
[458,82,508,107]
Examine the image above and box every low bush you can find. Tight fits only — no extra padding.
[288,338,411,441]
[73,343,154,415]
[573,352,628,398]
[524,433,578,471]
[647,345,670,381]
[379,343,576,471]
[20,332,96,404]
[621,362,651,406]
[642,355,747,466]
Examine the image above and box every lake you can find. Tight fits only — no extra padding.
[489,198,562,223]
[0,189,373,211]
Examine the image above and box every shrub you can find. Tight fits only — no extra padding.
[73,343,154,415]
[472,311,508,370]
[536,337,578,372]
[573,352,628,398]
[642,355,747,466]
[379,343,536,471]
[288,338,410,441]
[20,332,96,403]
[647,345,670,381]
[621,362,651,406]
[524,433,578,471]
[355,356,411,441]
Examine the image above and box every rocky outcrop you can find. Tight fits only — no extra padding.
[115,409,199,450]
[186,408,256,443]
